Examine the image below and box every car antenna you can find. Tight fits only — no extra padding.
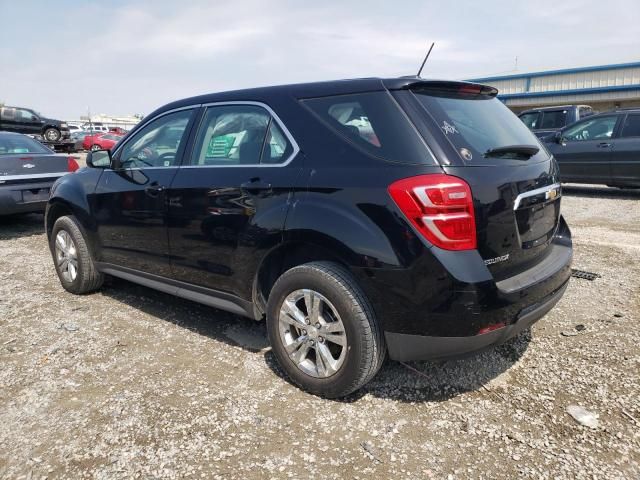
[417,42,435,78]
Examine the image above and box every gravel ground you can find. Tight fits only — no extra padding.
[0,183,639,479]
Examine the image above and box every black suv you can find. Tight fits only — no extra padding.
[0,106,71,142]
[46,78,572,397]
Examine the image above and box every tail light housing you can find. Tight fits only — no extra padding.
[388,174,476,250]
[67,156,80,172]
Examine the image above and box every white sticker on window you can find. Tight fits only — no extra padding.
[441,121,458,135]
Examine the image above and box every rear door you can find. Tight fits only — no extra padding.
[92,108,197,276]
[549,115,619,183]
[166,102,302,299]
[610,113,640,185]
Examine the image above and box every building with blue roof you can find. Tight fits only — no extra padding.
[468,62,640,112]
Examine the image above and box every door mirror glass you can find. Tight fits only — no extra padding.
[86,149,111,168]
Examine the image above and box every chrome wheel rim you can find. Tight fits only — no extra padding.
[91,145,100,151]
[55,230,78,282]
[278,289,347,378]
[46,130,58,141]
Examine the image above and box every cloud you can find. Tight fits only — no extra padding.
[0,0,638,118]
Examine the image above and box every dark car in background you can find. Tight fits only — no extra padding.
[519,105,595,138]
[545,108,640,188]
[46,77,572,397]
[0,105,71,142]
[0,132,78,215]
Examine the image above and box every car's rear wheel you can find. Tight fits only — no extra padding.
[43,127,61,142]
[90,144,101,152]
[50,215,103,294]
[266,261,385,398]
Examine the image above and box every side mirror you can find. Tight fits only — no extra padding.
[554,131,565,145]
[86,149,112,168]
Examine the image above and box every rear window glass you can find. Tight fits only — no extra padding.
[540,110,568,129]
[0,135,51,155]
[412,90,543,163]
[302,92,433,164]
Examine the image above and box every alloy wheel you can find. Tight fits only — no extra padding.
[278,289,347,378]
[54,230,78,282]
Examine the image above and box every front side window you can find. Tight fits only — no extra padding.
[563,116,617,142]
[540,110,567,129]
[191,105,293,166]
[519,112,539,129]
[118,109,193,167]
[620,114,640,138]
[302,92,432,164]
[18,109,37,121]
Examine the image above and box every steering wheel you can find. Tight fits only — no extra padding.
[158,152,176,165]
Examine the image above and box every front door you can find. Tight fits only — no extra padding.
[167,103,302,299]
[551,115,619,183]
[92,108,197,276]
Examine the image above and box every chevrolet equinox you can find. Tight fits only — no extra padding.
[46,78,572,398]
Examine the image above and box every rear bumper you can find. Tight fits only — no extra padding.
[0,182,54,215]
[385,279,568,361]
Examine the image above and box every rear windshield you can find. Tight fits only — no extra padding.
[302,92,434,164]
[412,90,543,163]
[0,135,51,155]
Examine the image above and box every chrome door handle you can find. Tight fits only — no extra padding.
[597,142,611,148]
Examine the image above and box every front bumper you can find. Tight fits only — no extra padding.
[385,279,568,361]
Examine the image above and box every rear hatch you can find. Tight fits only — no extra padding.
[390,81,563,280]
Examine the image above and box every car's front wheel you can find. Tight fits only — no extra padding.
[266,261,385,398]
[90,144,101,152]
[50,215,103,294]
[43,127,61,142]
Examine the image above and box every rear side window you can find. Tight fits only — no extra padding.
[302,92,433,164]
[412,89,543,163]
[620,114,640,138]
[563,116,617,142]
[191,105,293,166]
[519,112,539,129]
[540,110,567,129]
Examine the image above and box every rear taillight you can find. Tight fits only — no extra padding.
[67,156,79,172]
[388,174,476,251]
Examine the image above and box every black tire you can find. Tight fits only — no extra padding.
[50,215,103,294]
[266,261,385,398]
[43,127,61,142]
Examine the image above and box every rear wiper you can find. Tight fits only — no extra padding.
[484,144,540,158]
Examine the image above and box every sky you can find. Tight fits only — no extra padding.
[1,0,639,120]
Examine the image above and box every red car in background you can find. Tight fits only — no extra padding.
[83,133,122,151]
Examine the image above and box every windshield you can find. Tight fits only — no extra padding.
[0,135,51,155]
[412,90,544,164]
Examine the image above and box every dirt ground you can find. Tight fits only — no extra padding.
[0,184,639,479]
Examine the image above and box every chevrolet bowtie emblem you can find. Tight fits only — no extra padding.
[23,163,35,169]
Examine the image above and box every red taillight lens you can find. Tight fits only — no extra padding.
[388,174,477,250]
[67,156,79,172]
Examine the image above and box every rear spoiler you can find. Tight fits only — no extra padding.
[383,78,499,97]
